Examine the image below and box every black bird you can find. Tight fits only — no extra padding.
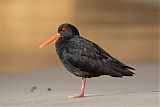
[39,23,135,98]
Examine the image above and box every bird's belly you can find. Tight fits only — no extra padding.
[59,57,102,78]
[60,58,86,77]
[56,47,104,78]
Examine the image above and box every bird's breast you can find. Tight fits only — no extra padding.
[55,38,69,59]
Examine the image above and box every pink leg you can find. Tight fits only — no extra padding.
[69,78,86,98]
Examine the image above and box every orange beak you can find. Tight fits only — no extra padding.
[39,33,61,48]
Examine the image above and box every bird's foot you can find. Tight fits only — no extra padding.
[68,95,84,98]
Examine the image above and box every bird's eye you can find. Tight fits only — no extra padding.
[62,27,68,31]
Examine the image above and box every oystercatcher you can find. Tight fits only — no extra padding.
[39,23,135,98]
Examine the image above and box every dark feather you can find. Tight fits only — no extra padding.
[58,36,135,78]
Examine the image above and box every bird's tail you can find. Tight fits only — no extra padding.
[107,66,135,77]
[121,66,135,76]
[126,66,135,70]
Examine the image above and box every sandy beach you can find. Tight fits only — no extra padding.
[0,63,159,107]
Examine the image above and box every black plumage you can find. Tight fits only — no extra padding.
[39,23,135,98]
[55,24,135,78]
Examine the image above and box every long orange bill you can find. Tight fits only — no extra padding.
[39,33,61,48]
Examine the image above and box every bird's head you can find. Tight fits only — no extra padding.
[39,23,80,48]
[58,23,80,37]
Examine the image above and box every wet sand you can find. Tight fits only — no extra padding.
[0,63,159,107]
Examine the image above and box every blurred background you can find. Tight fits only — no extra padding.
[0,0,159,72]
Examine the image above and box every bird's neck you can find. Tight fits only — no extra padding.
[55,37,70,59]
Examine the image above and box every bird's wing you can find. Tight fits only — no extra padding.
[94,42,135,77]
[63,37,108,76]
[98,46,135,70]
[64,37,135,77]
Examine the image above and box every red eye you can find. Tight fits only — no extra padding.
[62,27,68,31]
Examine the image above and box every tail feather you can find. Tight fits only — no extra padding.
[126,66,135,70]
[121,66,135,76]
[107,66,135,77]
[122,69,135,76]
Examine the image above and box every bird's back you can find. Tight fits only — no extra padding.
[57,36,135,78]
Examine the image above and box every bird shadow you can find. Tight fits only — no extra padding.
[84,90,160,98]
